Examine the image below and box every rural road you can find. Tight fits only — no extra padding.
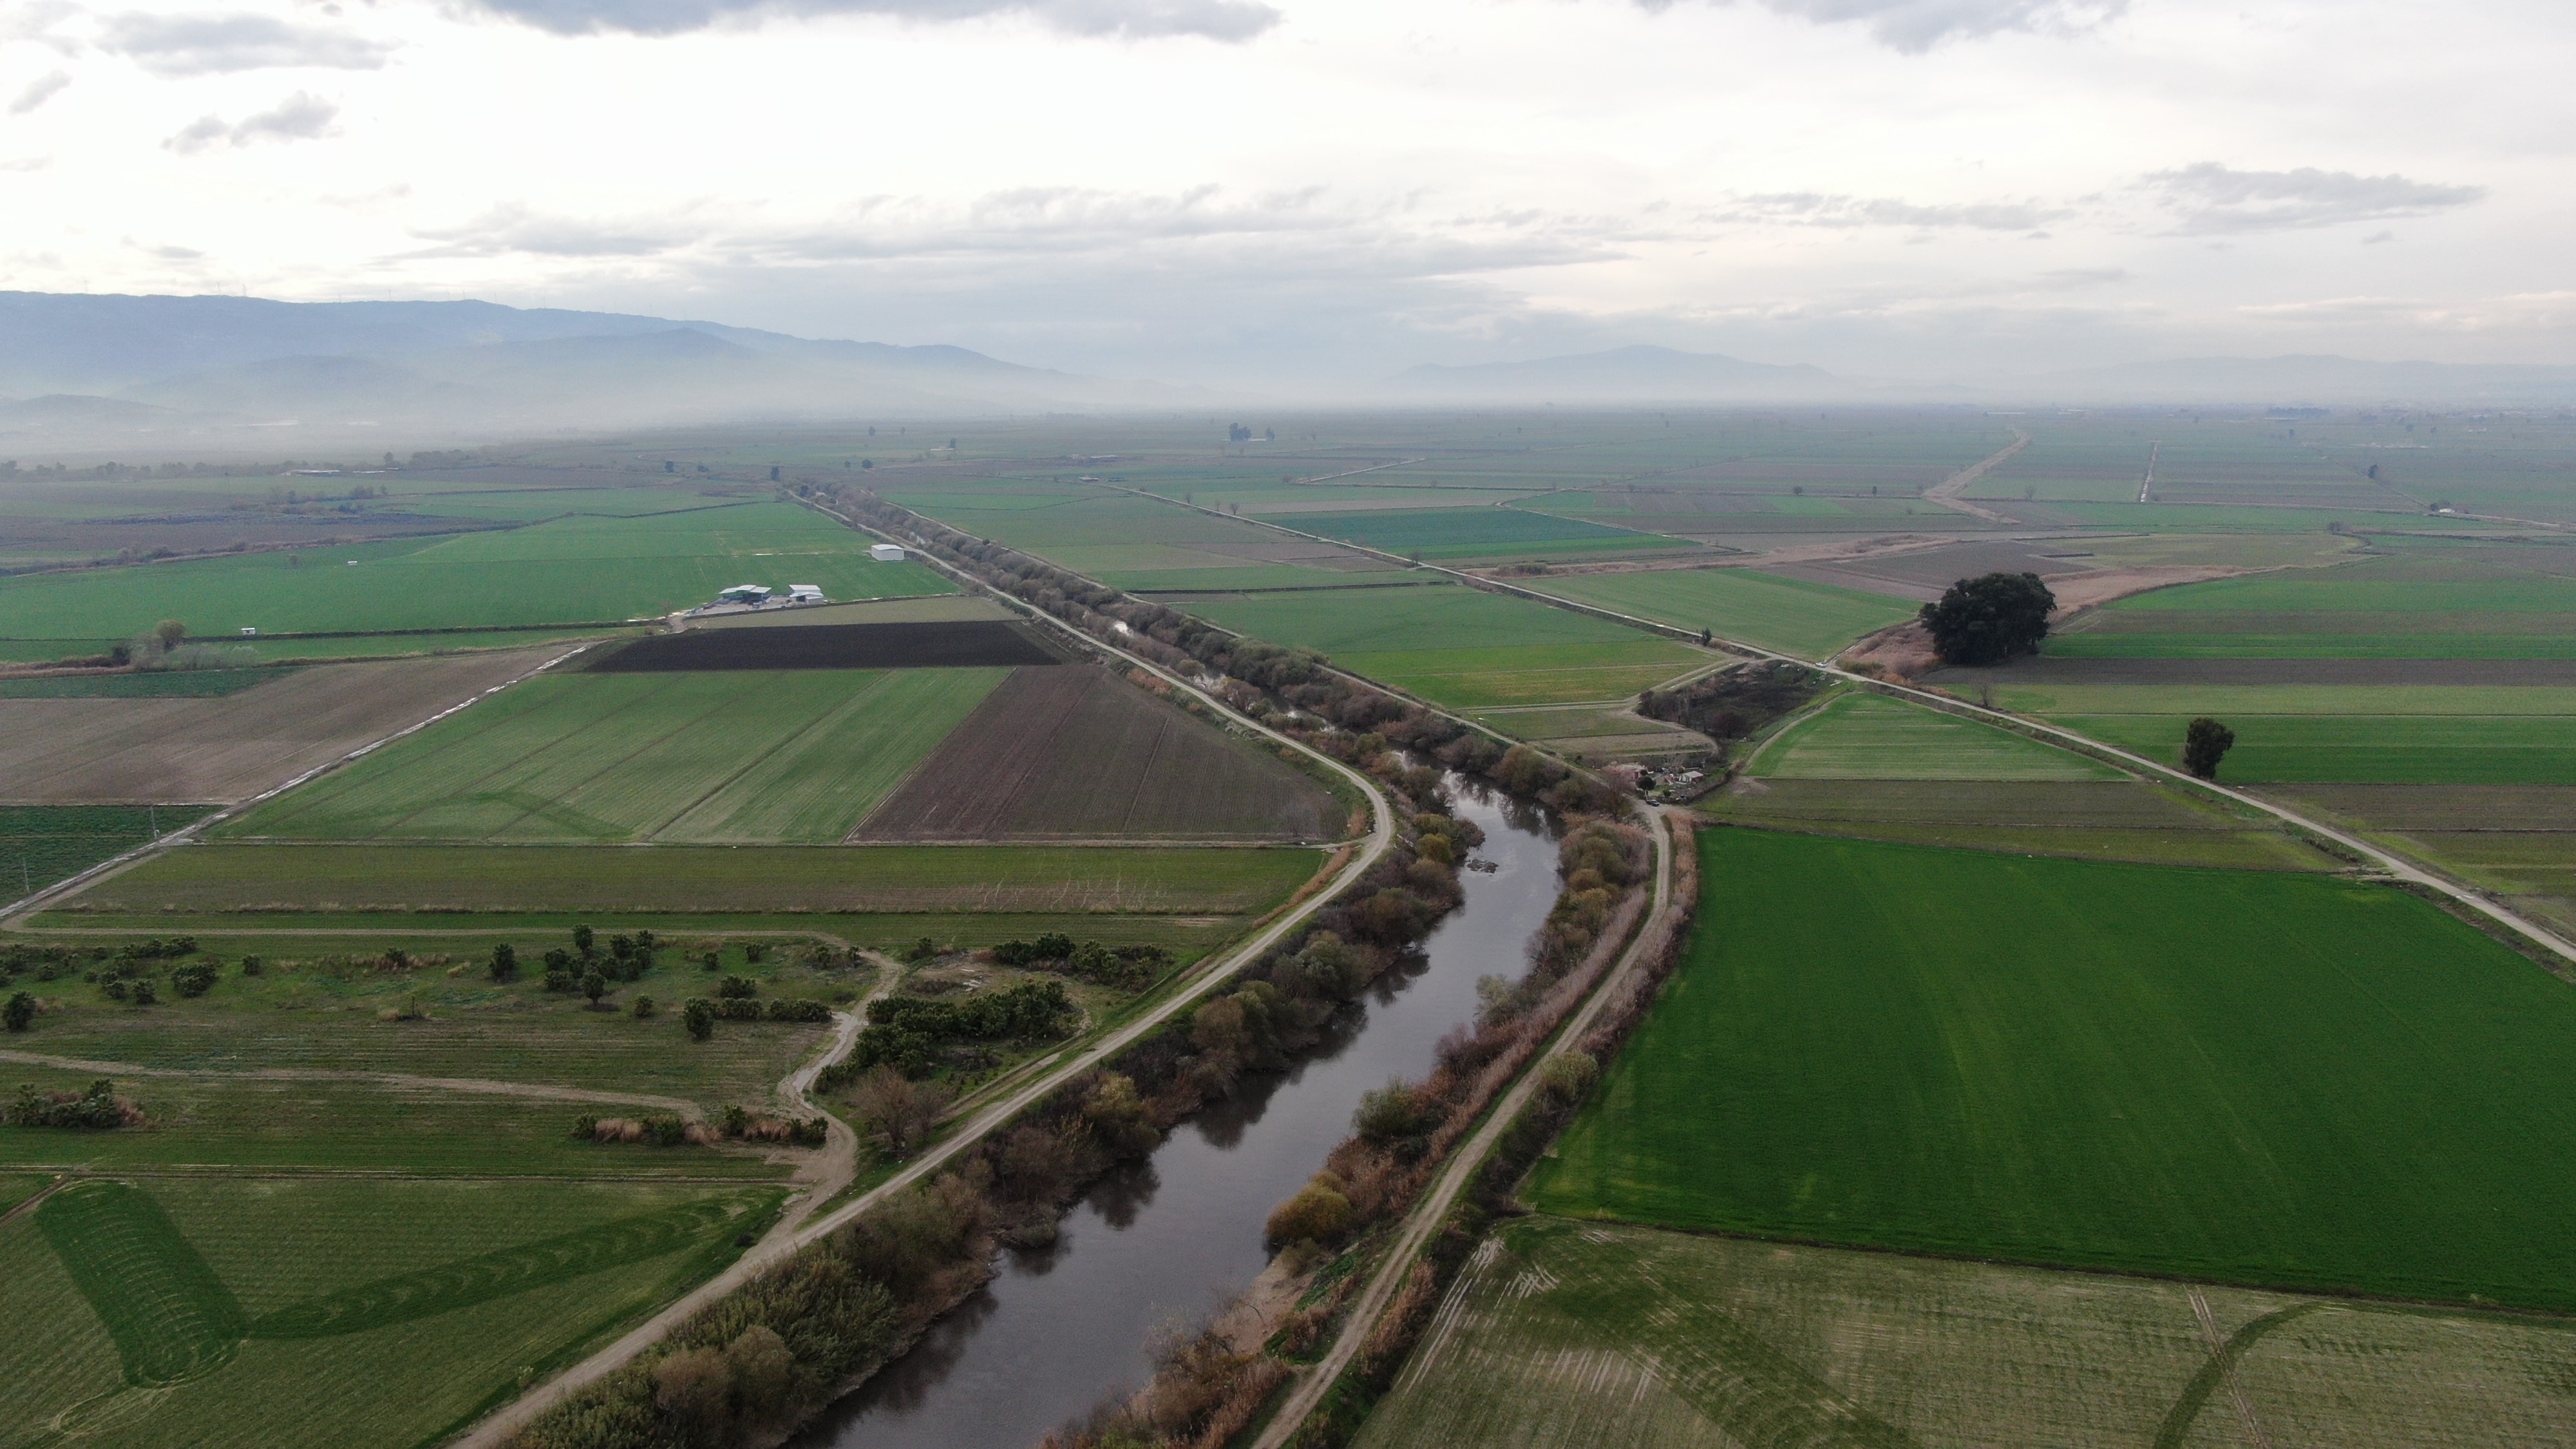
[1921,429,2031,525]
[0,1050,710,1117]
[1253,805,1683,1449]
[452,510,1406,1449]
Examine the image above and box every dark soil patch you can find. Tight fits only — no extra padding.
[857,667,1336,842]
[588,620,1066,672]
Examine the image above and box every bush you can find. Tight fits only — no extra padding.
[683,999,715,1041]
[129,978,158,1007]
[1354,1078,1430,1145]
[239,955,262,977]
[766,998,830,1023]
[2,992,32,1032]
[716,975,759,1000]
[1264,1174,1353,1245]
[1539,1051,1600,1105]
[169,961,218,998]
[488,942,518,983]
[10,1078,135,1129]
[633,995,656,1019]
[848,1066,951,1157]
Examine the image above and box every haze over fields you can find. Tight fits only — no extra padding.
[1,0,2570,428]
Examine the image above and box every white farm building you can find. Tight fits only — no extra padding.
[869,544,907,562]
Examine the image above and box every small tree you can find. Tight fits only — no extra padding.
[571,924,595,960]
[848,1066,949,1157]
[240,955,263,977]
[633,994,656,1018]
[488,942,518,983]
[3,991,34,1032]
[130,979,158,1007]
[582,970,608,1007]
[2184,717,2237,780]
[683,998,715,1041]
[1919,572,2056,667]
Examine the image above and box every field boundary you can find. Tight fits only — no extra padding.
[447,507,1405,1449]
[0,642,594,925]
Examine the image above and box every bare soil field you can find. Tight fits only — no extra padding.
[588,620,1063,671]
[0,648,556,804]
[1935,656,2576,687]
[856,665,1339,841]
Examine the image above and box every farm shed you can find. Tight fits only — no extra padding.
[870,544,907,562]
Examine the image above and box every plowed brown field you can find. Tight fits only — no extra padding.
[0,648,557,804]
[856,666,1338,842]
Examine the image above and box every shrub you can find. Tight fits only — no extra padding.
[10,1078,136,1129]
[683,999,715,1041]
[169,961,218,998]
[848,1066,950,1157]
[1264,1174,1353,1245]
[129,979,158,1007]
[1539,1051,1599,1105]
[1354,1078,1430,1145]
[716,975,759,1000]
[2,992,32,1032]
[572,924,595,958]
[633,995,656,1019]
[765,998,830,1023]
[488,942,518,983]
[239,955,262,977]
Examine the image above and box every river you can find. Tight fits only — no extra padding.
[799,780,1561,1449]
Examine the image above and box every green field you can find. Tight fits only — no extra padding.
[1359,1215,2576,1449]
[223,669,1007,843]
[3,805,218,898]
[0,503,949,638]
[1747,693,2123,781]
[2052,712,2576,784]
[1520,567,1917,659]
[2052,554,2576,659]
[1700,779,2327,871]
[4,1177,775,1449]
[1276,506,1683,560]
[60,841,1324,917]
[1174,583,1705,709]
[0,668,301,699]
[1530,828,2576,1312]
[0,1065,784,1177]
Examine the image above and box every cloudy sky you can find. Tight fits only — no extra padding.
[1,0,2566,387]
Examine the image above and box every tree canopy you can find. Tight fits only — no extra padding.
[2184,717,2237,780]
[1920,572,2056,667]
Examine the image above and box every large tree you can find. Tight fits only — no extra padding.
[2184,717,2237,780]
[1920,572,2056,667]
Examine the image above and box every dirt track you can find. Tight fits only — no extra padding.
[0,649,557,804]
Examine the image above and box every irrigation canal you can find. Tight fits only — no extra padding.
[799,779,1562,1448]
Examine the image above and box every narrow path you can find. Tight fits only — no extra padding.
[2189,1287,2275,1449]
[1921,430,2031,525]
[0,1049,707,1116]
[761,952,898,1236]
[1253,805,1681,1448]
[450,516,1403,1449]
[2139,440,2161,504]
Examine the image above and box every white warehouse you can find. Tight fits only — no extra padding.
[869,544,906,562]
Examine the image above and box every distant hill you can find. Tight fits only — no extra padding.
[1385,346,1845,402]
[0,291,1162,450]
[2039,354,2576,406]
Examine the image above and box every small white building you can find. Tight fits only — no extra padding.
[786,584,825,603]
[869,544,906,562]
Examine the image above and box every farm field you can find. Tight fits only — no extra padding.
[0,933,855,1101]
[856,665,1339,841]
[0,1064,787,1178]
[3,804,218,896]
[1528,828,2576,1312]
[2051,553,2576,659]
[1517,566,1917,659]
[1269,505,1692,562]
[1745,692,2123,781]
[4,1176,778,1449]
[17,910,1247,956]
[0,502,949,639]
[881,485,1397,591]
[0,648,561,805]
[2049,710,2576,784]
[1701,778,2327,869]
[1360,1215,2576,1449]
[222,668,1010,844]
[1172,583,1706,710]
[0,667,301,699]
[2256,783,2576,934]
[55,841,1325,916]
[590,618,1063,672]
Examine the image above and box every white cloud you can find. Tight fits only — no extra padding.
[164,90,339,153]
[1709,191,2072,231]
[98,11,395,75]
[1637,0,2125,53]
[7,70,70,113]
[460,0,1280,41]
[2146,163,2485,234]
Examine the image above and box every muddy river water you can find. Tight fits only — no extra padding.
[800,782,1561,1449]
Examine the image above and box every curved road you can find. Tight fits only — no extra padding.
[453,513,1404,1449]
